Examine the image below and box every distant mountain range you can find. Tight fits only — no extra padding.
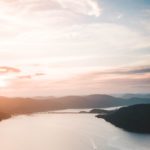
[118,93,150,99]
[0,94,150,115]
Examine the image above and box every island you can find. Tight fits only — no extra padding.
[95,104,150,133]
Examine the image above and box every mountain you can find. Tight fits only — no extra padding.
[97,104,150,133]
[0,94,150,115]
[118,94,150,99]
[120,97,150,106]
[0,111,11,121]
[56,94,124,108]
[56,94,150,108]
[0,96,62,114]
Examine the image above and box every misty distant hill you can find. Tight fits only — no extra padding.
[0,94,150,115]
[118,94,150,99]
[55,94,150,109]
[0,96,62,114]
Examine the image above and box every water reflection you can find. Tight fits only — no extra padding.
[0,113,150,150]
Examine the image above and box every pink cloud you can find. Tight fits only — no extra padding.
[0,66,21,74]
[18,75,32,79]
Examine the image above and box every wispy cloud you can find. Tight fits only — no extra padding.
[0,0,101,16]
[18,73,45,79]
[0,66,20,74]
[57,0,101,17]
[18,75,32,79]
[35,73,45,76]
[123,66,150,74]
[98,66,150,75]
[70,65,150,81]
[2,64,149,96]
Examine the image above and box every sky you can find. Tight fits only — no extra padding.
[0,0,150,97]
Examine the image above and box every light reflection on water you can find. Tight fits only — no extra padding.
[0,113,150,150]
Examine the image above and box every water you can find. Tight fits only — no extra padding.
[0,113,150,150]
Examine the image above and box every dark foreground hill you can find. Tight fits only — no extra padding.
[0,94,150,115]
[97,104,150,133]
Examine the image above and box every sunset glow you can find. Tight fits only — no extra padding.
[0,78,7,88]
[0,0,150,96]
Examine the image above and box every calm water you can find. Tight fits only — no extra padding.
[0,113,150,150]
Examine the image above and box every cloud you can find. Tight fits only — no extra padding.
[0,0,101,42]
[62,23,150,51]
[1,64,150,96]
[18,75,32,79]
[17,73,45,80]
[72,65,150,81]
[100,66,150,75]
[35,73,45,76]
[3,22,148,61]
[123,66,150,74]
[0,0,149,59]
[0,0,101,17]
[57,0,101,17]
[0,66,21,74]
[48,66,150,95]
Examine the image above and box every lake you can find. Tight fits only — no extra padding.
[0,113,150,150]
